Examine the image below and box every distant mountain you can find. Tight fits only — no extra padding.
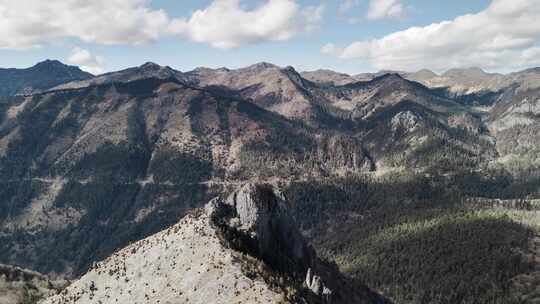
[186,62,317,121]
[54,62,184,90]
[303,66,540,99]
[0,60,93,96]
[42,183,385,304]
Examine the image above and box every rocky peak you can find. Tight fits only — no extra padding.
[210,183,311,274]
[207,183,385,304]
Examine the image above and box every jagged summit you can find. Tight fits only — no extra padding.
[42,183,384,304]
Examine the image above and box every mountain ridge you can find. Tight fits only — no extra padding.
[41,183,386,304]
[0,60,93,96]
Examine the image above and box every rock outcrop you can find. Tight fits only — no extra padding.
[216,183,311,273]
[42,183,385,304]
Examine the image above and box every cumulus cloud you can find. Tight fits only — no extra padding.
[366,0,403,20]
[67,47,105,75]
[323,0,540,71]
[168,0,325,49]
[0,0,323,50]
[0,0,169,49]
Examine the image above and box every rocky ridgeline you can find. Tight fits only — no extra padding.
[42,183,385,304]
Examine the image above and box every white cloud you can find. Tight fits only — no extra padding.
[0,0,324,50]
[366,0,403,20]
[324,0,540,71]
[0,0,169,49]
[168,0,325,49]
[67,47,105,75]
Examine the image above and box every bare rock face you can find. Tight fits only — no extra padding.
[217,183,312,274]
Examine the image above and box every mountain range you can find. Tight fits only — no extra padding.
[1,59,539,304]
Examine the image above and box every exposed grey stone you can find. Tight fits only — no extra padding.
[221,183,311,273]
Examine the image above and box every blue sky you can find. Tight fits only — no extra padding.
[2,0,538,75]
